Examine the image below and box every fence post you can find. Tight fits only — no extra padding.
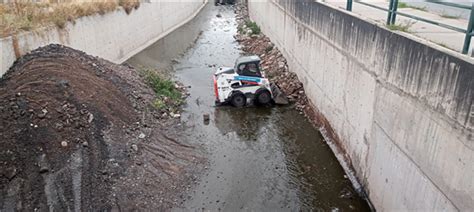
[462,3,474,55]
[346,0,353,11]
[390,0,399,25]
[387,0,395,25]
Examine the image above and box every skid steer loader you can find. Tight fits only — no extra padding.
[213,55,287,107]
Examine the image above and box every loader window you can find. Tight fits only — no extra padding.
[238,62,261,77]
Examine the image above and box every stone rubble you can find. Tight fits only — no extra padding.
[234,3,312,114]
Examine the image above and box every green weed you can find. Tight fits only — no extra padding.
[386,21,415,32]
[141,69,183,111]
[245,20,261,35]
[397,2,427,11]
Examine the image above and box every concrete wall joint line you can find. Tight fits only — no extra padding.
[268,0,377,80]
[268,0,473,136]
[265,3,472,149]
[249,0,474,209]
[373,121,459,211]
[375,78,473,150]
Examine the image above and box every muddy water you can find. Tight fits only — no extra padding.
[127,3,370,211]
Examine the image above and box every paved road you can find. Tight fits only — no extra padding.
[327,1,474,56]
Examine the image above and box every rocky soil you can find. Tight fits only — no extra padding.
[234,3,312,115]
[0,44,202,211]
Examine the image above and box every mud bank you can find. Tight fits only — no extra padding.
[0,45,202,211]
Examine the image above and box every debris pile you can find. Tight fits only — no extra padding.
[0,44,202,211]
[234,3,311,113]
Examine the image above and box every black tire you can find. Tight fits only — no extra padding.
[231,93,246,107]
[255,89,272,105]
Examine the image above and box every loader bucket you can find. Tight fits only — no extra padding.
[271,83,289,105]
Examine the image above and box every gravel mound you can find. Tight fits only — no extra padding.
[0,44,201,211]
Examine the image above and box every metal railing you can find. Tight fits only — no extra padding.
[345,0,474,55]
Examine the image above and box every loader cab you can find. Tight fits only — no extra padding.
[234,56,263,78]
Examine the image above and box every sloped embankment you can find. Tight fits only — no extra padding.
[0,44,202,211]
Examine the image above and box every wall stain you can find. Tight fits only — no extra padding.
[11,35,21,59]
[256,0,473,210]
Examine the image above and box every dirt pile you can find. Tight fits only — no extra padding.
[235,3,311,113]
[0,44,202,211]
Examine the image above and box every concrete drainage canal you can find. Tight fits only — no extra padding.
[127,3,371,211]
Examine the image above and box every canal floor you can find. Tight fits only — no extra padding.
[128,3,370,211]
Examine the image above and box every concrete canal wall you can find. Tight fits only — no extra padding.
[0,0,206,77]
[248,0,473,210]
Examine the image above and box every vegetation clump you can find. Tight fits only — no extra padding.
[0,0,140,37]
[245,20,261,35]
[386,20,415,32]
[141,69,184,112]
[119,0,140,14]
[397,2,427,11]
